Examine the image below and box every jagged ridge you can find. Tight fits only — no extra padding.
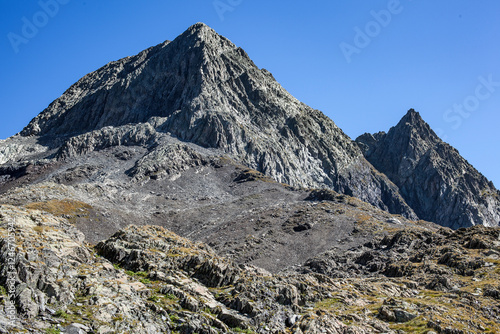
[356,109,500,228]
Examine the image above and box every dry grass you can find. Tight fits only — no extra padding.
[356,213,372,223]
[25,199,92,217]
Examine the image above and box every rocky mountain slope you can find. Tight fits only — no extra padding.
[8,22,415,219]
[356,109,500,229]
[0,148,420,274]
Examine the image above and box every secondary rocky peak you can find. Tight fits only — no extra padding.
[356,109,500,228]
[356,109,440,178]
[400,108,423,124]
[394,108,439,144]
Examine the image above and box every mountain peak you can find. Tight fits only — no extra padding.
[188,22,212,33]
[20,23,238,138]
[398,108,427,128]
[393,109,439,144]
[190,22,210,29]
[13,24,418,220]
[356,109,500,229]
[184,22,218,39]
[401,108,423,124]
[176,22,232,50]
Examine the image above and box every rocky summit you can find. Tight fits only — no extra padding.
[0,23,499,333]
[356,109,500,229]
[11,22,414,219]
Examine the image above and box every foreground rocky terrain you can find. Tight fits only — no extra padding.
[0,23,499,333]
[1,198,500,333]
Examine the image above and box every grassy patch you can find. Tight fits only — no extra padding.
[389,317,428,333]
[33,225,46,234]
[125,270,148,278]
[356,214,372,223]
[148,294,161,302]
[139,278,152,284]
[233,327,254,333]
[165,293,178,300]
[203,307,217,317]
[315,297,343,310]
[169,313,180,323]
[54,309,69,319]
[25,199,92,218]
[112,314,124,322]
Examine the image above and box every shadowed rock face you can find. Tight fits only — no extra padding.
[356,109,500,228]
[16,23,416,218]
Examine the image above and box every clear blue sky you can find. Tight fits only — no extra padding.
[1,1,499,186]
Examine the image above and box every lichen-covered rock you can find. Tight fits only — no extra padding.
[0,205,169,333]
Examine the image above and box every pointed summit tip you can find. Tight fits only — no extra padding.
[186,22,216,36]
[401,108,425,126]
[177,22,225,45]
[406,108,418,116]
[405,108,420,119]
[189,22,211,31]
[394,108,440,142]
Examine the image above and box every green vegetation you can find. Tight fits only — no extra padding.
[54,309,69,319]
[125,270,148,278]
[165,293,178,300]
[169,313,180,323]
[203,307,217,317]
[112,314,124,322]
[315,297,342,310]
[388,317,428,333]
[44,327,61,334]
[233,328,254,333]
[148,294,160,302]
[139,278,151,284]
